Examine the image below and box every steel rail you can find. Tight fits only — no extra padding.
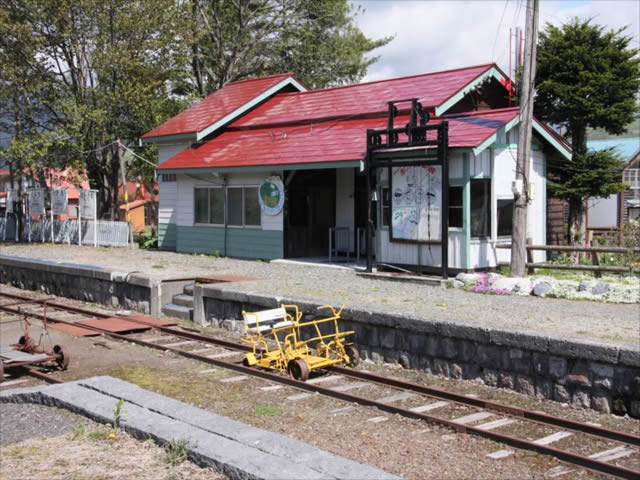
[0,292,638,478]
[22,367,64,384]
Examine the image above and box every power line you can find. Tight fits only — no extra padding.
[492,0,510,61]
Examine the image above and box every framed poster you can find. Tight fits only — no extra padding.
[390,165,442,243]
[51,188,68,215]
[28,189,46,215]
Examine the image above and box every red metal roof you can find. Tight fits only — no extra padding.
[142,73,302,140]
[158,107,522,171]
[232,64,499,128]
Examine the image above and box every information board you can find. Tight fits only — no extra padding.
[5,190,17,214]
[28,189,46,216]
[51,188,68,215]
[390,165,442,243]
[79,190,97,219]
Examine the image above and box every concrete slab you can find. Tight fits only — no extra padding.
[1,377,402,480]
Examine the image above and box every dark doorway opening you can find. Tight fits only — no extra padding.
[285,169,336,258]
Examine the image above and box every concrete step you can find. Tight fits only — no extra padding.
[162,303,193,321]
[173,293,194,308]
[183,284,195,295]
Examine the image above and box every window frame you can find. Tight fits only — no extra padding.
[470,178,491,239]
[194,186,225,226]
[496,196,514,238]
[194,185,261,229]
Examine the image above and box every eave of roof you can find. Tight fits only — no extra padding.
[158,107,534,172]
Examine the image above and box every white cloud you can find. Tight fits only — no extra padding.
[354,0,640,82]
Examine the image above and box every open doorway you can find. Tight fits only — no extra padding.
[285,169,336,258]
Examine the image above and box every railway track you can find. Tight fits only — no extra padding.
[0,289,639,479]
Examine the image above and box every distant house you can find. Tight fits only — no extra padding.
[586,137,640,233]
[118,180,158,233]
[142,64,570,272]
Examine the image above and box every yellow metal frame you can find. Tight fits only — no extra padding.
[240,304,357,379]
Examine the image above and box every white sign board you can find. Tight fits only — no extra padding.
[79,190,97,219]
[6,190,17,214]
[51,188,68,215]
[28,189,46,216]
[390,165,442,242]
[258,176,285,215]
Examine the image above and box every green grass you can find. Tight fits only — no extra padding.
[165,438,189,466]
[151,264,165,269]
[255,404,280,416]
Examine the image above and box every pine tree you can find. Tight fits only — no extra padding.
[534,18,640,244]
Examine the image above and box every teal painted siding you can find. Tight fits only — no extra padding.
[158,223,177,250]
[176,225,283,260]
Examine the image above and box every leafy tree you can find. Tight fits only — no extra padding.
[534,18,640,244]
[0,0,192,218]
[190,0,391,94]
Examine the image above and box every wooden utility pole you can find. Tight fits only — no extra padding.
[511,0,539,277]
[117,139,135,248]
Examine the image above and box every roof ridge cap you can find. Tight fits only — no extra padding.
[265,63,497,97]
[225,72,295,86]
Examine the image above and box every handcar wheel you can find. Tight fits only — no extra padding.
[345,346,360,368]
[288,358,310,382]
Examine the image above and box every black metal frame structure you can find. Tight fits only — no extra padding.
[365,99,449,278]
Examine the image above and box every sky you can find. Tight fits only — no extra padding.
[352,0,640,82]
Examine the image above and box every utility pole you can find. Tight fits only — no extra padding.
[511,0,539,277]
[117,139,135,248]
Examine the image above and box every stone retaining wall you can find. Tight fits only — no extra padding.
[0,255,160,316]
[197,285,640,418]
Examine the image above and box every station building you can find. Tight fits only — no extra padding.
[141,63,571,272]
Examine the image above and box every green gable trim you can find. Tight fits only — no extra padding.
[196,77,307,141]
[159,160,362,175]
[533,120,572,160]
[176,225,283,260]
[435,66,507,117]
[491,143,541,151]
[140,132,197,145]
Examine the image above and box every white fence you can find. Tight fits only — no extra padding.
[0,217,129,247]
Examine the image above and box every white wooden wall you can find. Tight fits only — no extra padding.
[174,172,283,231]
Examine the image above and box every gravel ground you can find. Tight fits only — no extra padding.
[2,244,638,347]
[0,405,225,480]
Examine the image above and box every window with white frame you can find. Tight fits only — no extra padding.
[497,198,513,237]
[623,169,639,189]
[195,186,260,227]
[448,186,463,228]
[470,179,490,238]
[194,187,224,224]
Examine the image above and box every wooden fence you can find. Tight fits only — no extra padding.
[496,242,640,276]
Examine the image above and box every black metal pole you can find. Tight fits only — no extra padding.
[366,151,373,273]
[441,122,449,279]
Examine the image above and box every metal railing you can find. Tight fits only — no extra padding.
[0,217,129,248]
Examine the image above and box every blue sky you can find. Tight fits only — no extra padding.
[353,0,640,82]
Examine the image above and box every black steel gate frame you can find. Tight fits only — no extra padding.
[365,99,450,279]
